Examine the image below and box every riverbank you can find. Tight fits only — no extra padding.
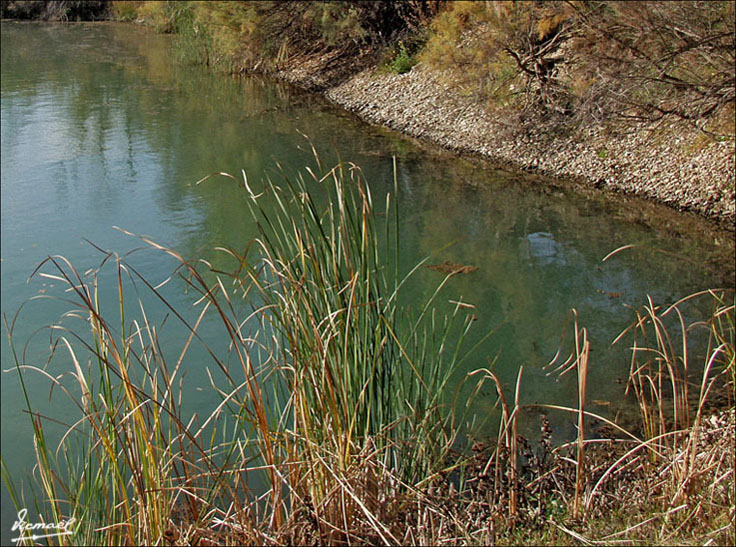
[4,2,734,228]
[270,55,735,230]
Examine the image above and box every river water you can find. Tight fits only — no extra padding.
[1,22,733,541]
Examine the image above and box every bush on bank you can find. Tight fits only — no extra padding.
[1,1,109,21]
[420,1,735,134]
[105,1,735,136]
[111,1,442,71]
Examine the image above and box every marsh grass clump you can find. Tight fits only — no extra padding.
[3,152,480,545]
[2,150,734,545]
[193,151,482,542]
[414,291,735,545]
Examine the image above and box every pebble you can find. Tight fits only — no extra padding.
[273,61,735,229]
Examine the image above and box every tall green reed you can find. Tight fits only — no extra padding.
[196,150,483,537]
[3,151,482,544]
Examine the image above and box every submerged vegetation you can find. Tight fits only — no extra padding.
[3,153,734,545]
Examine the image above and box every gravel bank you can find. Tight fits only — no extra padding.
[275,60,735,230]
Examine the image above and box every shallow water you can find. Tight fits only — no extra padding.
[1,22,733,542]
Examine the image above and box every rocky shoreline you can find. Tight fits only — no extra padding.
[273,58,735,230]
[3,5,733,230]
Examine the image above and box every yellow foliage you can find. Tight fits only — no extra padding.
[190,1,252,64]
[420,0,550,112]
[537,13,566,41]
[135,1,174,32]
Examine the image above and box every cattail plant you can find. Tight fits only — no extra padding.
[3,150,482,545]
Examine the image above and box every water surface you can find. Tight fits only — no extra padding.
[1,21,733,542]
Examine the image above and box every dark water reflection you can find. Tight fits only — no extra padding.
[1,21,733,542]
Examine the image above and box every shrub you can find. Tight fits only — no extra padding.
[419,1,735,132]
[1,0,109,21]
[386,41,418,74]
[128,1,444,73]
[570,1,735,131]
[420,1,574,116]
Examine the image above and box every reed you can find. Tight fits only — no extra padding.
[470,289,734,544]
[2,150,732,545]
[3,153,480,545]
[3,250,266,545]
[4,248,733,546]
[545,310,589,520]
[614,290,735,504]
[469,362,522,525]
[582,289,734,544]
[193,152,481,541]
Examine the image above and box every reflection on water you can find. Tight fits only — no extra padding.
[1,21,734,543]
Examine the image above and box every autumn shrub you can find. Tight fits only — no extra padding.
[420,1,575,120]
[124,1,444,72]
[203,1,441,71]
[570,1,735,132]
[131,0,180,33]
[420,1,735,133]
[110,1,142,22]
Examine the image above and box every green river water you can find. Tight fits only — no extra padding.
[1,22,733,542]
